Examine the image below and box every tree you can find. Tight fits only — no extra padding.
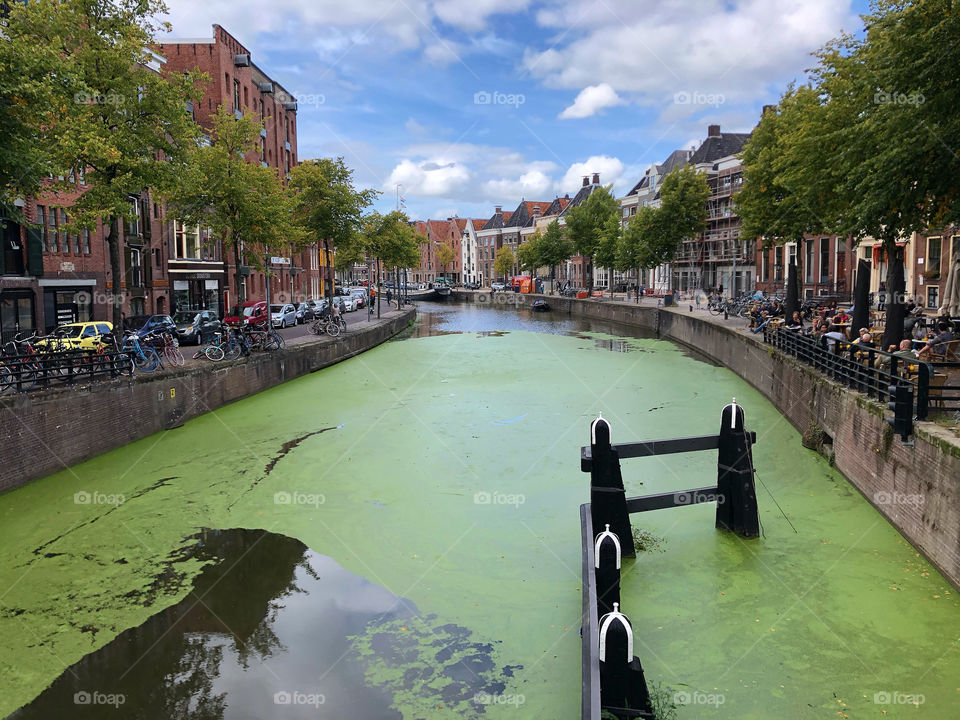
[0,0,79,219]
[656,165,710,290]
[171,107,299,305]
[564,186,619,294]
[618,205,662,278]
[593,214,622,285]
[434,242,455,278]
[289,157,378,301]
[358,211,420,316]
[10,0,204,332]
[494,246,515,281]
[736,88,831,310]
[538,219,573,282]
[516,235,541,276]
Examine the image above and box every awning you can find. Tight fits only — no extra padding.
[871,242,907,264]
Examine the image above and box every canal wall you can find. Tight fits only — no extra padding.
[453,291,960,589]
[0,308,416,493]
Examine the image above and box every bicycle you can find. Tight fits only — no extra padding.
[309,313,341,337]
[151,330,184,367]
[120,332,161,373]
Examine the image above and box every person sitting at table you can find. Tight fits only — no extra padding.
[853,331,873,348]
[882,339,916,369]
[833,308,851,324]
[822,323,847,352]
[917,321,955,358]
[786,311,804,331]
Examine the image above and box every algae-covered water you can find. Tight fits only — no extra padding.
[0,302,957,719]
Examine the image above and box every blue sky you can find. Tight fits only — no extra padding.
[164,0,871,221]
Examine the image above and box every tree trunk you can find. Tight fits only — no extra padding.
[233,236,245,305]
[585,256,593,295]
[784,261,799,320]
[881,243,905,350]
[107,216,123,336]
[323,239,333,301]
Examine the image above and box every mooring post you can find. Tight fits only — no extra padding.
[590,415,636,557]
[599,603,653,716]
[715,398,760,537]
[594,524,621,618]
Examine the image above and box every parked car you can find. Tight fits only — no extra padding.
[463,282,481,290]
[295,302,316,324]
[122,314,177,339]
[35,321,113,352]
[224,301,268,327]
[341,295,357,312]
[174,310,220,345]
[491,282,506,291]
[347,288,367,308]
[270,303,297,328]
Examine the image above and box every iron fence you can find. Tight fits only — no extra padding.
[0,350,133,395]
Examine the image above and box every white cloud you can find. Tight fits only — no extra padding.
[432,0,532,31]
[482,170,553,201]
[526,0,859,119]
[386,159,471,197]
[405,118,428,135]
[423,41,463,67]
[557,155,625,193]
[559,83,625,119]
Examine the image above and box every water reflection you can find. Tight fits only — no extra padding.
[11,529,407,720]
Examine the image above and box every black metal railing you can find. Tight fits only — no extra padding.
[762,327,940,420]
[0,350,132,395]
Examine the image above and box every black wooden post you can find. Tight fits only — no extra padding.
[594,524,621,618]
[715,399,760,537]
[598,604,653,716]
[589,415,636,557]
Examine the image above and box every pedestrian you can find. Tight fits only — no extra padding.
[332,298,343,330]
[386,288,393,307]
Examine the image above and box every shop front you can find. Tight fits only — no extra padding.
[39,279,96,334]
[170,271,224,318]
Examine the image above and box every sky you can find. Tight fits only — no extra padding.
[163,0,872,222]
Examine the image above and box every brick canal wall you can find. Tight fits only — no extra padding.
[454,291,960,589]
[0,308,416,493]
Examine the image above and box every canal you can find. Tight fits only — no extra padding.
[1,301,957,718]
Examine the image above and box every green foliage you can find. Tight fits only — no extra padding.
[359,211,422,272]
[516,220,572,278]
[289,157,378,251]
[594,214,622,271]
[648,681,679,720]
[434,242,455,271]
[515,235,540,274]
[564,185,619,290]
[6,0,205,327]
[170,107,299,302]
[618,166,709,277]
[494,245,515,279]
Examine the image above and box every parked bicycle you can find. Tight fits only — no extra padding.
[120,331,161,373]
[309,315,341,337]
[145,329,184,367]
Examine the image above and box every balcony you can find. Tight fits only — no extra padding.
[258,82,274,94]
[234,54,251,67]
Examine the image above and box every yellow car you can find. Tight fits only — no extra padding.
[35,321,114,352]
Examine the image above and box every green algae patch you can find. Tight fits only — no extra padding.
[349,614,523,717]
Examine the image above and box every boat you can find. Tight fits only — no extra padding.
[433,278,452,298]
[531,299,550,312]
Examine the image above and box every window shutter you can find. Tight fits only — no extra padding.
[27,226,44,276]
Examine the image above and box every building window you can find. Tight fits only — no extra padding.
[926,285,939,309]
[233,79,240,112]
[926,236,942,276]
[50,208,60,253]
[285,150,290,174]
[130,248,142,287]
[37,206,47,252]
[819,238,829,282]
[243,85,248,108]
[804,240,814,282]
[82,228,90,254]
[174,221,200,259]
[760,250,769,282]
[260,137,266,163]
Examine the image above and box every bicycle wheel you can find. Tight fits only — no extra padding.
[223,339,242,361]
[114,353,134,376]
[134,347,161,373]
[0,365,14,394]
[266,331,285,351]
[325,321,340,338]
[167,345,185,366]
[204,345,225,361]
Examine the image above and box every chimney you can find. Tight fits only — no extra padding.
[592,172,600,185]
[495,206,502,215]
[532,205,541,218]
[708,124,721,137]
[582,176,590,187]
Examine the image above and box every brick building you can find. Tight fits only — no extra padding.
[754,235,855,301]
[159,24,325,312]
